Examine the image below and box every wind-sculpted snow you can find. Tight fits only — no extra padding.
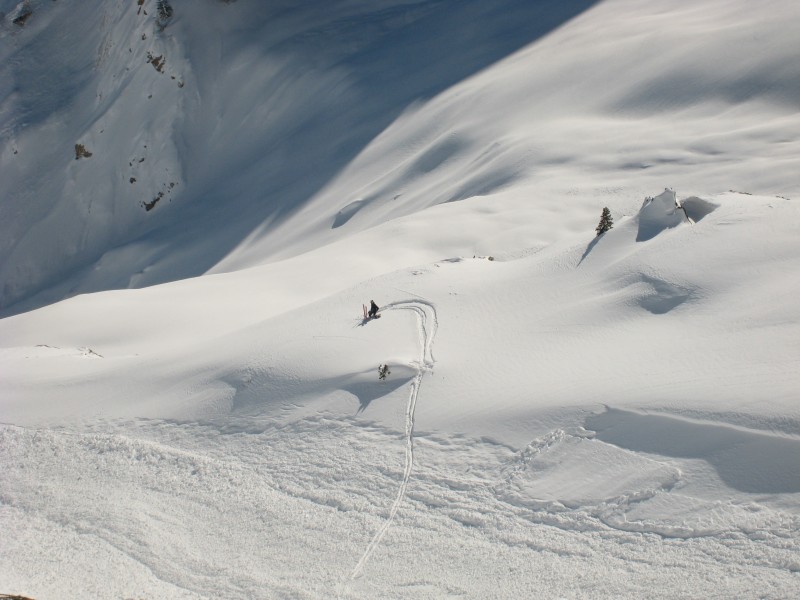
[495,422,800,543]
[680,196,720,223]
[587,408,800,495]
[636,190,689,242]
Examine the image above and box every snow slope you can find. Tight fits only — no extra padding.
[2,0,800,598]
[1,0,601,312]
[2,0,799,313]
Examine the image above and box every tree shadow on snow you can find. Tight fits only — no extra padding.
[577,234,603,265]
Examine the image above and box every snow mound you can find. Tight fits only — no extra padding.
[332,199,369,229]
[503,429,680,509]
[636,189,689,241]
[586,408,800,494]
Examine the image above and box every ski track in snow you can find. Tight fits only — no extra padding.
[340,300,437,595]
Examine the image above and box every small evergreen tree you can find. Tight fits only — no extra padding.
[595,207,613,236]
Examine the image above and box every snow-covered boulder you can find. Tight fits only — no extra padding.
[636,189,689,242]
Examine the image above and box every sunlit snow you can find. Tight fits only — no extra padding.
[1,1,799,598]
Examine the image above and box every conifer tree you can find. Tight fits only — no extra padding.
[596,207,613,236]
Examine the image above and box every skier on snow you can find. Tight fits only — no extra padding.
[368,300,379,318]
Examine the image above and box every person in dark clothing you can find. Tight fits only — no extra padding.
[368,300,379,318]
[378,364,390,380]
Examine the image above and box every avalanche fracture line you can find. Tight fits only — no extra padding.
[340,300,437,596]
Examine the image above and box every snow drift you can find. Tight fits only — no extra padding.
[636,189,688,241]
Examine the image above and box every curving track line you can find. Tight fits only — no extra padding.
[341,300,437,592]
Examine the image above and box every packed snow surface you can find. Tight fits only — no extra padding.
[1,0,800,598]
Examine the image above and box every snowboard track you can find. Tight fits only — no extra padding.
[341,299,437,593]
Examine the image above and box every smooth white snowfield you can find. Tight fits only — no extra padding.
[2,0,800,599]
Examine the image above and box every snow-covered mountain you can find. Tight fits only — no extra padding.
[1,1,799,598]
[3,0,798,313]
